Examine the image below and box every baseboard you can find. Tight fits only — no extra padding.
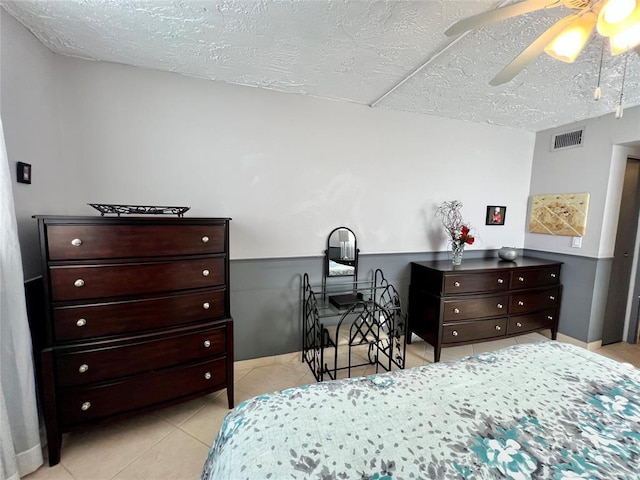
[235,351,302,369]
[556,333,602,351]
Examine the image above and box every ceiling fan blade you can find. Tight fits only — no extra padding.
[489,13,581,86]
[445,0,562,37]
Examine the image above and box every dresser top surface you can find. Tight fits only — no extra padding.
[34,215,230,225]
[412,257,562,273]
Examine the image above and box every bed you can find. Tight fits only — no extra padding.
[328,259,355,276]
[201,341,640,479]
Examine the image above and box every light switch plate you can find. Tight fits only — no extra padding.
[571,236,582,248]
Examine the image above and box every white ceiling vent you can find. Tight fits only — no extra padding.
[551,127,585,151]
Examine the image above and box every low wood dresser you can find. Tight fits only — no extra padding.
[408,257,562,362]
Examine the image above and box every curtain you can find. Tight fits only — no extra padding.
[0,116,43,479]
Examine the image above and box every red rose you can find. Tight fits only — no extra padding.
[460,225,474,245]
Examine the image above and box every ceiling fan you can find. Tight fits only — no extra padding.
[445,0,640,85]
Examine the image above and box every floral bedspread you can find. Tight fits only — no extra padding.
[201,341,640,479]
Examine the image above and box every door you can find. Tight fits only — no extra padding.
[602,158,640,345]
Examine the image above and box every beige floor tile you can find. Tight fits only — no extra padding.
[179,403,231,446]
[60,413,174,480]
[233,366,253,384]
[113,429,209,480]
[234,363,310,397]
[472,337,518,354]
[514,332,550,344]
[406,340,427,356]
[234,355,274,370]
[277,358,312,374]
[274,351,303,364]
[406,344,427,367]
[233,387,259,405]
[293,371,319,387]
[404,356,430,370]
[155,396,211,427]
[24,460,75,480]
[594,342,640,368]
[334,364,370,379]
[439,344,474,362]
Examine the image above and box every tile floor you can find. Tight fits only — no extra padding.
[26,333,640,480]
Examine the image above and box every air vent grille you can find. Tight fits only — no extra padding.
[552,128,584,150]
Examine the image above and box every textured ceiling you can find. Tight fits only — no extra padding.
[2,0,639,131]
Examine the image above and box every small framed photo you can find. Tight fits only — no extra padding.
[486,205,506,225]
[17,162,32,184]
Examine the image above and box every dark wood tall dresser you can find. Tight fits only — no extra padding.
[408,257,562,362]
[33,215,233,466]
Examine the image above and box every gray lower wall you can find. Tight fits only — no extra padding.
[522,250,605,344]
[231,248,619,360]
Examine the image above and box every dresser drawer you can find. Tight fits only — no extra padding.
[52,289,226,341]
[443,294,508,321]
[55,323,228,386]
[510,287,560,315]
[507,309,557,335]
[444,272,509,294]
[510,266,560,289]
[47,224,225,260]
[442,318,507,344]
[50,257,225,301]
[58,357,227,427]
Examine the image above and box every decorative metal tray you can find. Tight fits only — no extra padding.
[88,203,190,217]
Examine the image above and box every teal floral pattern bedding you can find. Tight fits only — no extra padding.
[201,342,640,479]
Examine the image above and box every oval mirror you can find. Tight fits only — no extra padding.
[326,227,357,277]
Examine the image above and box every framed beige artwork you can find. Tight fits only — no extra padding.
[529,192,590,236]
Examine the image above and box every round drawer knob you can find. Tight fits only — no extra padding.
[204,372,212,380]
[202,269,210,277]
[71,238,83,247]
[203,302,210,310]
[550,295,555,301]
[74,279,85,287]
[453,308,460,314]
[518,301,524,306]
[202,236,209,243]
[204,340,211,348]
[81,401,91,411]
[497,303,503,309]
[495,325,502,331]
[452,330,459,336]
[76,318,87,327]
[79,364,89,373]
[454,281,461,287]
[497,278,504,284]
[551,273,557,278]
[518,276,524,282]
[516,322,523,327]
[547,315,554,320]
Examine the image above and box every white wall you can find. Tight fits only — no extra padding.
[526,107,640,258]
[0,10,68,279]
[53,56,535,260]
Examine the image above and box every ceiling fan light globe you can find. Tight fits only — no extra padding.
[544,13,596,62]
[609,21,640,52]
[545,30,589,61]
[603,0,636,23]
[597,0,640,36]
